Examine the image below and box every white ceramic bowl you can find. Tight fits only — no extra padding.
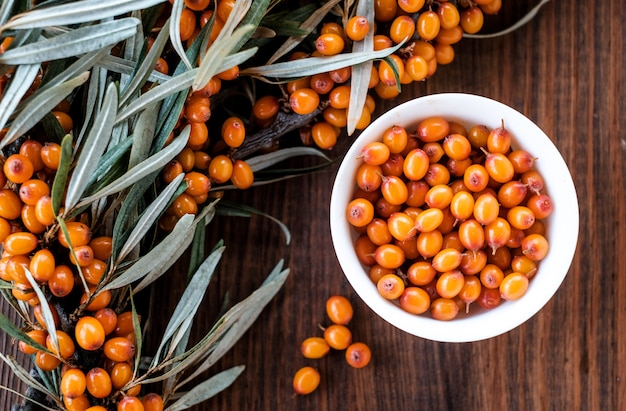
[330,93,579,343]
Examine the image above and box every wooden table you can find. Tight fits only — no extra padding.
[2,0,624,409]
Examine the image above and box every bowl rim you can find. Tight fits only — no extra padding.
[329,92,579,343]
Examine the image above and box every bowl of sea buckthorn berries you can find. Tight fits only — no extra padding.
[330,93,579,342]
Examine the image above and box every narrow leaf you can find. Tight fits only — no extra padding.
[24,270,59,355]
[244,146,331,172]
[165,366,245,411]
[99,54,171,83]
[0,72,89,149]
[154,246,225,362]
[0,18,140,64]
[0,311,48,354]
[1,0,165,30]
[76,125,190,207]
[65,82,118,210]
[129,101,161,169]
[120,19,171,105]
[101,214,195,292]
[169,0,193,69]
[193,24,255,91]
[116,173,185,264]
[266,0,342,65]
[242,44,401,78]
[0,63,40,135]
[347,0,375,135]
[214,0,250,42]
[49,134,73,215]
[0,384,58,411]
[217,201,291,245]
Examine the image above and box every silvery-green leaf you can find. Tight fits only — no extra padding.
[76,64,103,145]
[116,47,256,124]
[0,354,59,404]
[132,201,217,293]
[0,1,15,27]
[88,135,134,187]
[76,125,190,207]
[23,269,59,356]
[0,18,140,64]
[266,0,342,65]
[153,245,225,364]
[65,82,118,210]
[193,24,255,91]
[0,72,89,149]
[0,0,165,30]
[120,19,171,105]
[347,0,375,135]
[0,289,31,326]
[169,0,192,70]
[129,101,160,169]
[129,292,143,375]
[99,54,171,83]
[102,214,195,292]
[50,134,73,215]
[0,63,40,135]
[115,69,197,124]
[214,0,251,42]
[116,173,185,264]
[242,44,402,78]
[230,0,271,51]
[176,261,288,386]
[244,146,331,172]
[165,366,245,411]
[464,0,551,39]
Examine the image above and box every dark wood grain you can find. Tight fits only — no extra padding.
[2,0,625,410]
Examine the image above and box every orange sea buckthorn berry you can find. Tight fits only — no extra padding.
[75,316,106,351]
[360,142,390,166]
[217,64,239,81]
[315,33,345,56]
[417,10,441,41]
[463,164,489,192]
[414,208,444,233]
[443,134,472,160]
[374,244,405,269]
[289,88,320,115]
[61,368,87,399]
[48,265,74,297]
[85,367,112,399]
[526,193,554,219]
[178,7,196,41]
[390,15,415,44]
[309,72,334,95]
[70,244,95,267]
[432,247,463,273]
[403,148,430,180]
[387,212,416,242]
[521,233,549,261]
[3,231,38,255]
[480,0,502,14]
[111,362,133,389]
[381,152,404,177]
[484,217,512,253]
[184,0,210,11]
[460,6,484,34]
[346,15,370,41]
[450,190,475,222]
[437,2,461,29]
[323,324,352,350]
[6,255,30,283]
[170,193,198,217]
[417,116,449,143]
[35,350,61,371]
[118,396,144,411]
[508,149,535,174]
[252,95,280,122]
[416,230,443,258]
[400,286,431,315]
[216,0,236,21]
[436,25,464,46]
[46,330,76,359]
[381,125,408,154]
[483,151,514,183]
[86,407,107,411]
[355,234,377,266]
[377,273,405,299]
[500,272,530,301]
[58,221,91,248]
[436,269,465,299]
[19,179,50,206]
[374,81,400,100]
[293,366,320,395]
[405,55,429,82]
[64,394,90,411]
[430,297,459,320]
[479,263,504,289]
[52,111,73,133]
[40,142,62,170]
[114,311,136,337]
[83,258,107,285]
[95,307,118,336]
[328,84,351,109]
[208,155,233,184]
[458,274,482,310]
[374,0,397,22]
[0,217,10,243]
[380,175,408,205]
[19,139,45,171]
[142,393,164,411]
[473,192,500,225]
[11,281,36,301]
[187,121,208,149]
[19,329,47,355]
[345,342,371,368]
[81,287,112,312]
[184,96,211,123]
[346,197,375,228]
[301,337,330,359]
[3,154,34,184]
[412,40,436,61]
[397,0,424,13]
[320,21,344,37]
[311,121,338,149]
[229,159,254,189]
[34,195,55,226]
[326,295,353,325]
[221,116,245,148]
[104,336,136,362]
[378,54,404,87]
[183,172,211,197]
[458,218,485,253]
[369,264,394,284]
[23,202,47,234]
[507,205,536,230]
[511,255,538,279]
